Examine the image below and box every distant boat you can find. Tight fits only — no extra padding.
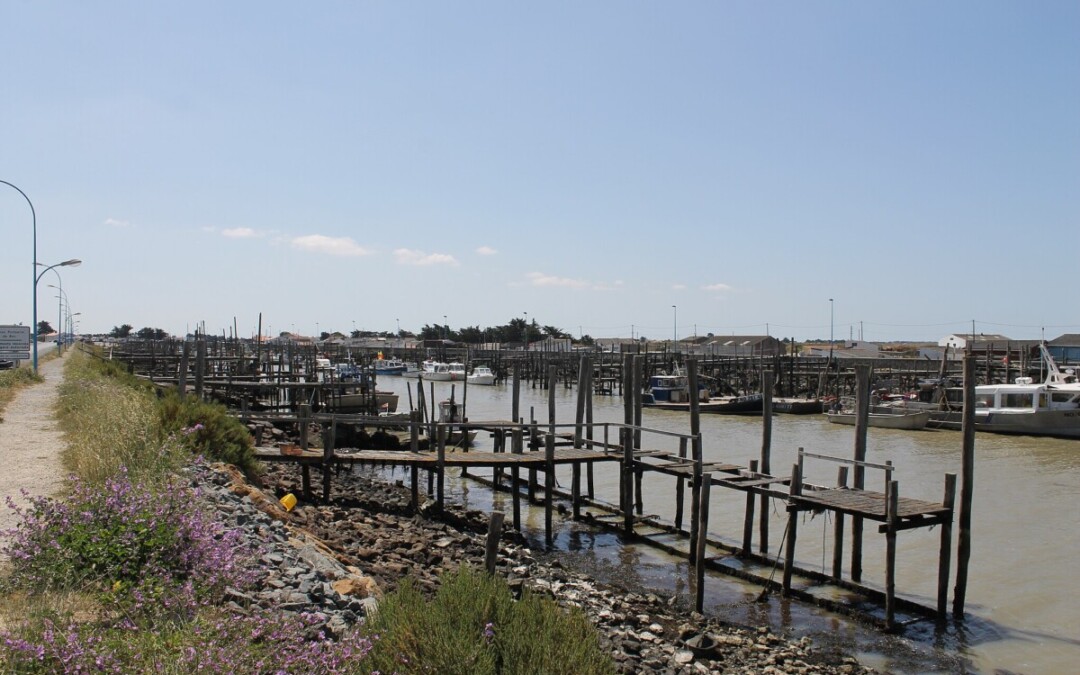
[772,397,825,415]
[826,405,931,430]
[373,356,407,375]
[467,366,496,385]
[642,368,762,415]
[971,343,1080,439]
[447,362,467,381]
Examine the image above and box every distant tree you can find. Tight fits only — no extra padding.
[110,324,133,338]
[578,334,595,346]
[37,320,55,335]
[136,327,168,340]
[457,326,484,343]
[319,331,330,341]
[351,329,361,338]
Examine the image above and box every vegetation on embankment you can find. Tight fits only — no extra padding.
[0,348,614,673]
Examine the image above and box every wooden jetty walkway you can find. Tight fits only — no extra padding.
[105,340,979,631]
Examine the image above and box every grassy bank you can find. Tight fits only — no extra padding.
[1,348,613,673]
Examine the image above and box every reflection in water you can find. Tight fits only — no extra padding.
[371,376,1079,674]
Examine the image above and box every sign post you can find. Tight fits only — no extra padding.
[0,325,32,362]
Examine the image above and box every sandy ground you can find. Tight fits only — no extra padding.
[0,353,67,549]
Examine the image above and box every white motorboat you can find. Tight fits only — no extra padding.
[467,366,496,385]
[826,400,931,430]
[972,344,1080,439]
[447,362,467,381]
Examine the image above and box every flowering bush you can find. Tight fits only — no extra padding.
[158,392,258,475]
[1,466,261,616]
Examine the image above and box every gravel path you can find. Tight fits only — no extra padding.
[0,354,67,544]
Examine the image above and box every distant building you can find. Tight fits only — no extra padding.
[687,335,784,357]
[939,333,1012,350]
[1047,334,1080,364]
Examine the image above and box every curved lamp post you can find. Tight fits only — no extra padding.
[48,283,67,354]
[35,259,81,369]
[0,180,38,371]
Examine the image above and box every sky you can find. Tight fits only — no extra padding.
[2,1,1077,344]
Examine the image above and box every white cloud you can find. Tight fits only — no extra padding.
[104,217,131,228]
[222,227,260,239]
[394,248,459,266]
[291,234,371,257]
[527,272,590,289]
[702,283,733,292]
[672,283,687,291]
[475,246,498,256]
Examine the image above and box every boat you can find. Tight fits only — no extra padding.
[326,390,400,414]
[436,399,476,446]
[467,366,496,385]
[772,397,825,415]
[642,370,709,405]
[971,344,1080,438]
[408,360,452,381]
[826,401,931,430]
[372,355,407,375]
[447,362,467,381]
[641,367,762,414]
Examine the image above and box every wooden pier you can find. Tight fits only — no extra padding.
[106,340,978,631]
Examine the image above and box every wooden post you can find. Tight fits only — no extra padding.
[545,364,556,547]
[954,352,976,618]
[851,364,871,582]
[485,511,505,575]
[585,362,595,499]
[298,404,311,451]
[621,353,635,535]
[833,466,849,579]
[178,340,190,398]
[885,479,899,628]
[688,359,703,563]
[694,473,713,613]
[675,437,688,531]
[194,338,206,400]
[742,459,758,556]
[410,409,420,454]
[322,420,335,501]
[938,473,957,621]
[436,424,446,512]
[782,461,802,595]
[512,426,523,531]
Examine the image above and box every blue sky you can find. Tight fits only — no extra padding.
[2,2,1077,342]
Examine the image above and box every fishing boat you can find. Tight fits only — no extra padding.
[772,397,825,415]
[467,366,496,385]
[447,362,467,381]
[826,402,931,430]
[642,370,708,405]
[642,368,762,414]
[372,355,408,375]
[407,360,452,381]
[971,344,1080,438]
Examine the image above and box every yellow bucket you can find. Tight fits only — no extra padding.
[279,493,297,511]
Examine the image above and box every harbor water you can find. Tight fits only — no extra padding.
[373,376,1079,674]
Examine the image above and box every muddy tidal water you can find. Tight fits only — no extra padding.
[372,377,1079,674]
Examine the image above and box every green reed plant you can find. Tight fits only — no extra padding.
[57,350,184,487]
[361,566,615,675]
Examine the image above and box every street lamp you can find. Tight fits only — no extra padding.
[1,180,38,372]
[523,311,528,343]
[672,305,677,354]
[443,315,448,340]
[35,259,81,369]
[829,298,835,361]
[47,283,67,353]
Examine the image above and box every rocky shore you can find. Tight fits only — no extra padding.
[190,460,876,674]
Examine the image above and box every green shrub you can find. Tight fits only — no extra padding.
[361,566,615,675]
[158,392,258,475]
[58,351,184,487]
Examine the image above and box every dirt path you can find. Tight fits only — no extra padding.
[0,354,67,547]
